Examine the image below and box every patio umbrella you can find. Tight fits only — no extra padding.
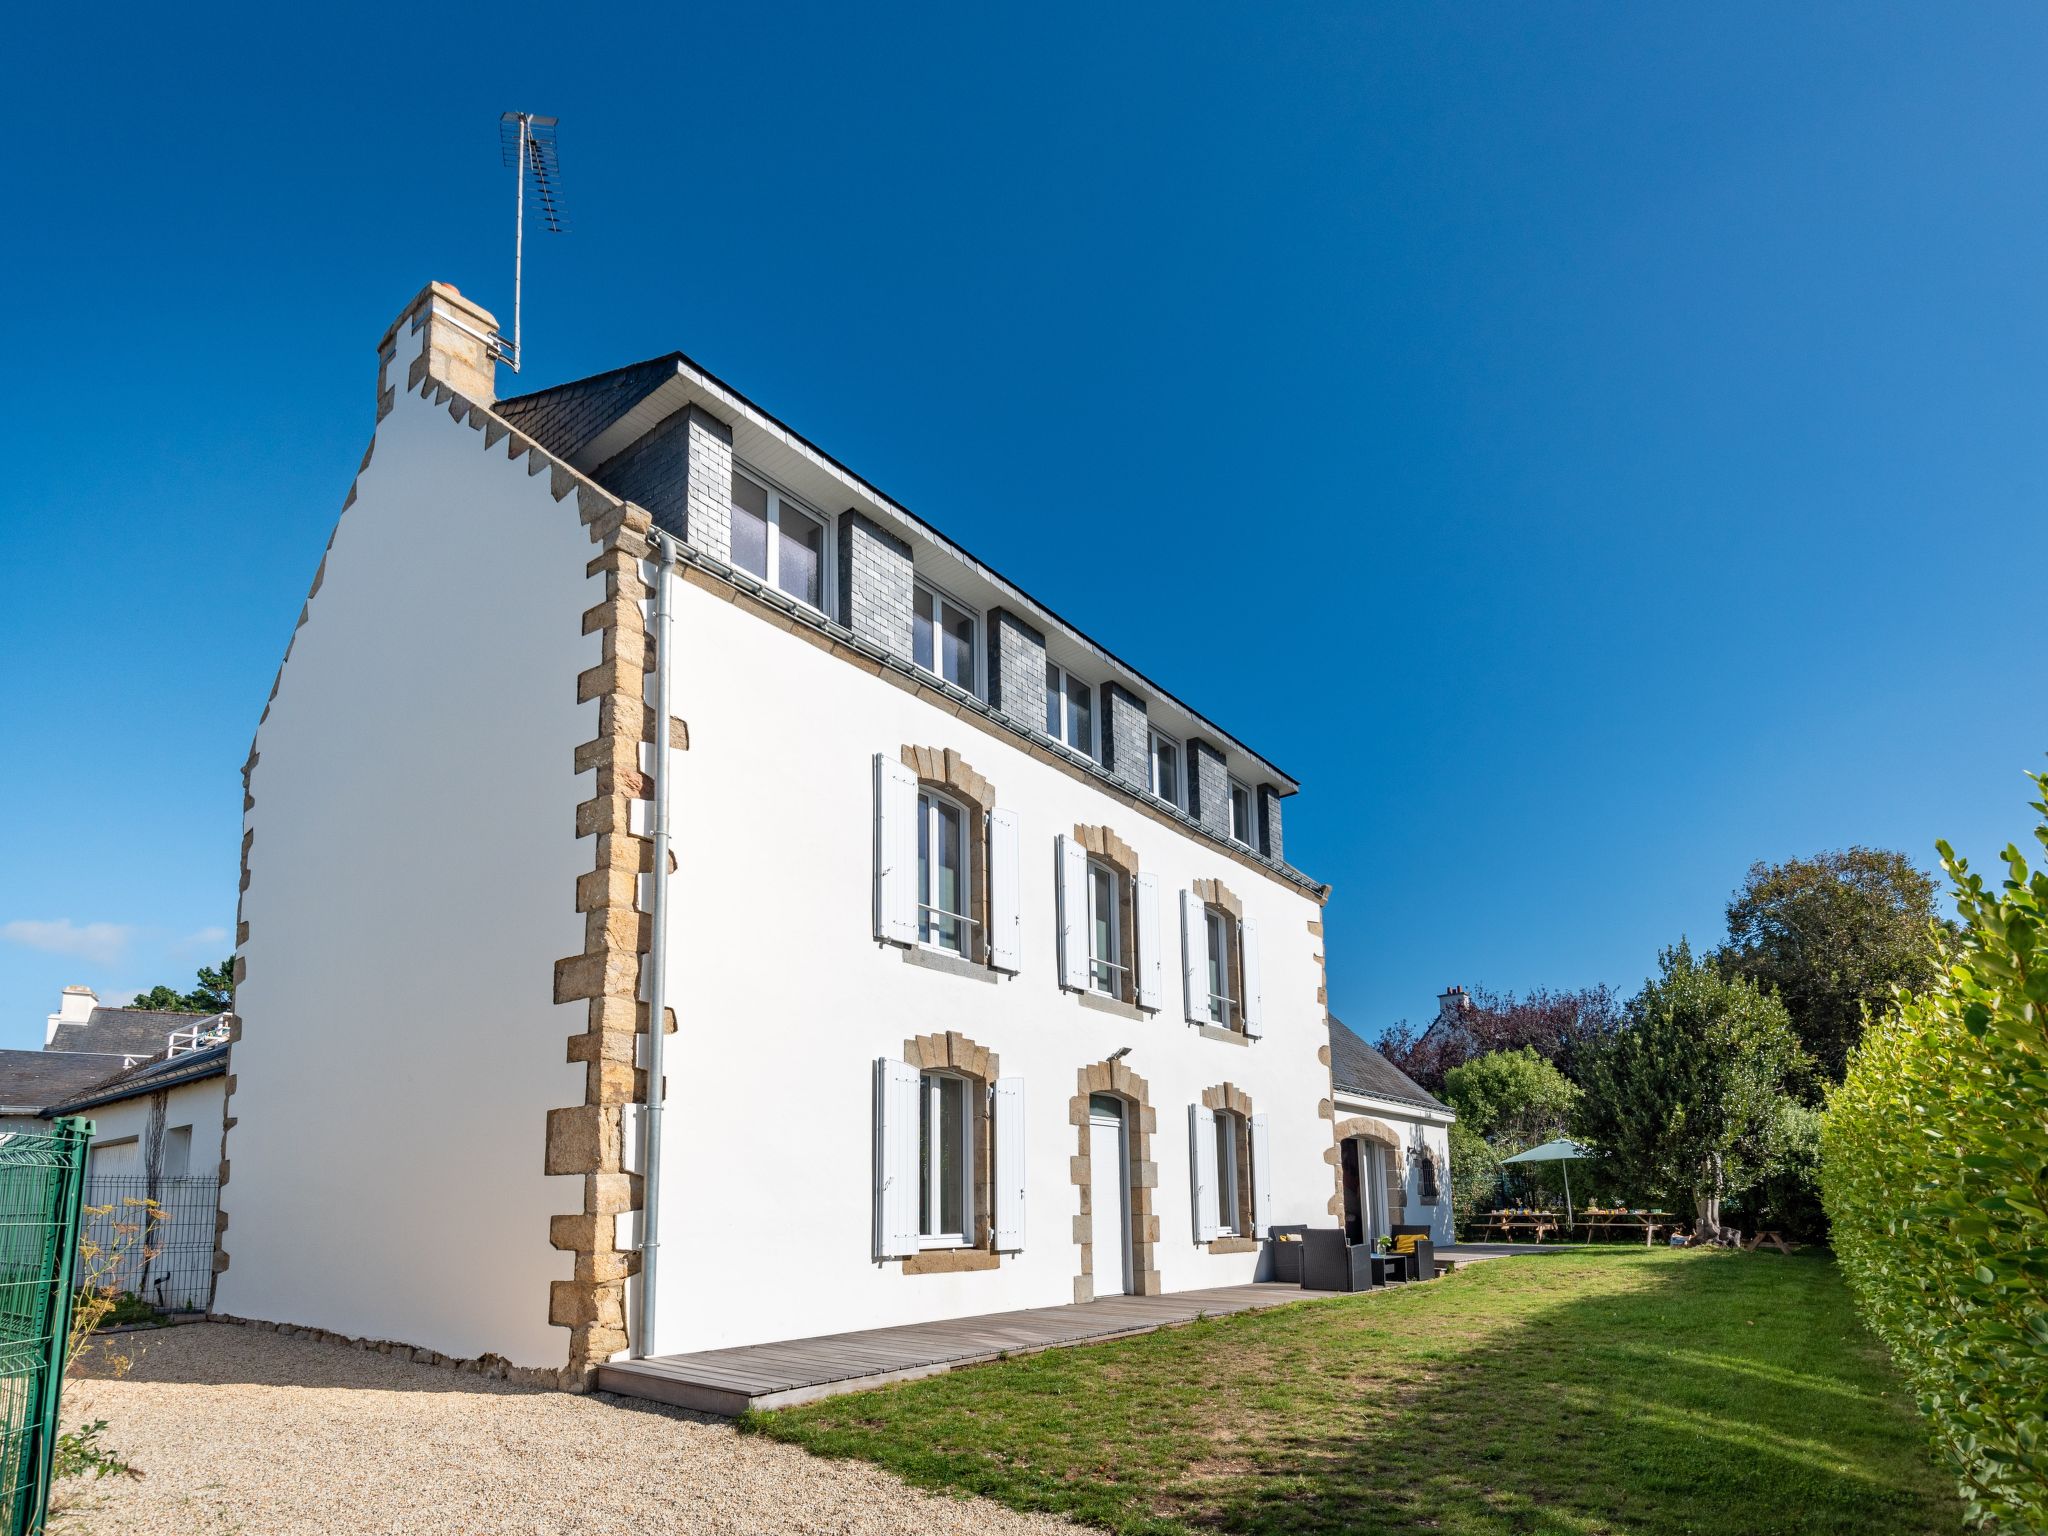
[1498,1138,1594,1226]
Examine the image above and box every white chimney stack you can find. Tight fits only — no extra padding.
[46,985,98,1045]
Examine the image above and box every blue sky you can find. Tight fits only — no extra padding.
[4,4,2044,1050]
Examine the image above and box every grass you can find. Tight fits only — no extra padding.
[745,1250,1960,1535]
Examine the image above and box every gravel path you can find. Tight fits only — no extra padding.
[58,1323,1084,1535]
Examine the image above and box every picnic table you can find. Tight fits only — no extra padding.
[1469,1209,1561,1242]
[1569,1208,1671,1247]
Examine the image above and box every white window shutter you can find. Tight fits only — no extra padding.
[1056,834,1088,990]
[1135,872,1163,1012]
[873,1058,921,1259]
[993,1076,1026,1251]
[1250,1113,1271,1234]
[1180,889,1207,1025]
[873,754,919,945]
[988,808,1023,973]
[1241,917,1264,1037]
[1190,1103,1218,1242]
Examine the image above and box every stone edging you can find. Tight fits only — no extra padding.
[209,1313,579,1391]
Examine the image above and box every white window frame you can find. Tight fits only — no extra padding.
[1213,1112,1241,1236]
[1045,662,1099,760]
[1227,778,1255,847]
[1084,859,1124,997]
[916,788,975,958]
[1204,906,1238,1029]
[1148,727,1185,810]
[913,581,981,696]
[918,1070,975,1249]
[730,466,830,614]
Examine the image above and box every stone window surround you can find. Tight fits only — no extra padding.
[1190,877,1246,1035]
[898,1030,1005,1275]
[1070,824,1140,1007]
[1199,1082,1259,1255]
[899,745,995,967]
[1070,1057,1161,1302]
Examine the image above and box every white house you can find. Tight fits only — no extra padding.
[216,282,1357,1387]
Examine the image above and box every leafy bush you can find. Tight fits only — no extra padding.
[1726,1097,1826,1242]
[1821,774,2048,1529]
[1442,1046,1580,1151]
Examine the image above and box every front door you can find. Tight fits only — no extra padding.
[1088,1094,1132,1295]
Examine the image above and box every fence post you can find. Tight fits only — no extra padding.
[22,1118,93,1536]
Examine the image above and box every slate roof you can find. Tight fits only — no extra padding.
[46,1042,230,1116]
[46,1007,211,1060]
[0,1050,141,1116]
[495,358,674,464]
[1328,1016,1453,1115]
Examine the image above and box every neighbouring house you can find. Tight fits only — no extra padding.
[0,986,230,1157]
[1328,1014,1455,1247]
[0,987,232,1310]
[216,281,1351,1387]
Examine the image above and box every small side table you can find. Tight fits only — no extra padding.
[1367,1253,1406,1286]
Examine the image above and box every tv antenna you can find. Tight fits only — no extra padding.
[497,111,566,374]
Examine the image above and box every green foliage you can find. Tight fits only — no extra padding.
[1821,774,2048,1530]
[1728,1096,1827,1242]
[1447,1118,1499,1234]
[1442,1046,1579,1149]
[54,1418,137,1483]
[127,957,233,1015]
[1721,847,1945,1082]
[1576,943,1807,1227]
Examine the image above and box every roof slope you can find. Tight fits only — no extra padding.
[1328,1016,1452,1115]
[46,1042,230,1115]
[0,1050,140,1115]
[494,358,674,463]
[47,1007,207,1059]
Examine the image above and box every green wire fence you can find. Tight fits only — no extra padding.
[0,1120,92,1536]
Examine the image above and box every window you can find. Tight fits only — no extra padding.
[729,470,826,609]
[162,1126,193,1179]
[917,789,972,956]
[1085,860,1123,996]
[1204,907,1237,1028]
[918,1071,973,1246]
[1149,728,1183,809]
[1228,779,1254,847]
[913,583,977,692]
[1213,1113,1241,1235]
[1045,662,1097,760]
[1418,1146,1440,1203]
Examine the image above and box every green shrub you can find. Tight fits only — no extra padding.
[1820,773,2048,1530]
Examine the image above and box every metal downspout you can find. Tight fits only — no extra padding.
[635,534,676,1358]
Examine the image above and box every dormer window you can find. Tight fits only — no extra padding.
[730,470,825,610]
[1228,779,1254,847]
[1148,728,1184,811]
[1045,663,1098,760]
[913,583,977,693]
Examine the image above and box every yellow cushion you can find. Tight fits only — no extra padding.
[1391,1235,1421,1255]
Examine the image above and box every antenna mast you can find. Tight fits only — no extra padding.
[497,112,566,374]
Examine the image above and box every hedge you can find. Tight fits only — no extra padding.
[1820,773,2048,1530]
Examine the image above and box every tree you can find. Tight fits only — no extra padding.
[1719,847,1946,1082]
[1441,1047,1579,1152]
[1822,776,2048,1529]
[1378,985,1624,1093]
[128,958,233,1015]
[1576,943,1806,1239]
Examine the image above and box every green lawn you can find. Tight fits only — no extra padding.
[746,1250,1960,1536]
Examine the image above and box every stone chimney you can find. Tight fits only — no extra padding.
[1436,985,1473,1027]
[374,282,500,413]
[46,985,98,1045]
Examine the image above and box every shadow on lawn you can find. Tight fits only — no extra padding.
[1188,1252,1954,1536]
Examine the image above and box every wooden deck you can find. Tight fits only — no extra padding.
[596,1282,1334,1414]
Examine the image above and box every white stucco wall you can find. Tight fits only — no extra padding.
[1332,1091,1455,1247]
[647,572,1335,1356]
[216,340,594,1368]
